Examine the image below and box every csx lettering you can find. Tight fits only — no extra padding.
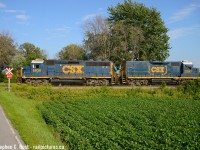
[151,67,165,73]
[62,65,84,74]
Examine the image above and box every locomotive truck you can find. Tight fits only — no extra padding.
[17,59,200,85]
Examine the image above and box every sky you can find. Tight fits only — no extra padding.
[0,0,200,67]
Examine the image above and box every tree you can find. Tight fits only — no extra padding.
[108,0,170,61]
[83,15,110,60]
[19,42,47,65]
[0,32,17,69]
[109,21,144,65]
[58,44,86,60]
[10,51,26,71]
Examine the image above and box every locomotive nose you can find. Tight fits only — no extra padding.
[199,69,200,76]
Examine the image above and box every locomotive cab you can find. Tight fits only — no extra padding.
[17,59,49,84]
[31,59,45,76]
[181,61,199,77]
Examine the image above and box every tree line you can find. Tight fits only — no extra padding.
[0,0,170,72]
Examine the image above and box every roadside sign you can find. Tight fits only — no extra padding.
[7,74,12,78]
[5,68,13,92]
[6,68,13,75]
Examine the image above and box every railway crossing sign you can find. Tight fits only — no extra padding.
[5,68,13,92]
[6,68,13,75]
[7,74,12,78]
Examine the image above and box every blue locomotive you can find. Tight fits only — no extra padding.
[17,59,199,85]
[121,61,200,85]
[17,59,116,85]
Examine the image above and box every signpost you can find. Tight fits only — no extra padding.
[6,68,13,92]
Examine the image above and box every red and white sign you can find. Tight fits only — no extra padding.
[6,68,13,75]
[7,74,12,78]
[6,68,13,79]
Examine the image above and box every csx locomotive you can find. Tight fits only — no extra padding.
[17,59,200,85]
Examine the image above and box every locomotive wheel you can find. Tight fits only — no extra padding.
[144,80,149,85]
[17,77,22,83]
[98,80,104,86]
[86,79,96,86]
[135,81,140,86]
[25,79,31,84]
[31,79,36,85]
[127,79,135,86]
[87,79,109,86]
[103,79,109,86]
[127,79,150,86]
[42,79,49,84]
[99,79,109,86]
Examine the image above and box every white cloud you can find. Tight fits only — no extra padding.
[97,7,104,12]
[16,21,30,25]
[82,13,99,21]
[168,26,200,40]
[4,9,26,13]
[45,25,71,32]
[16,15,30,21]
[4,9,17,13]
[45,25,71,40]
[0,2,6,8]
[168,3,200,24]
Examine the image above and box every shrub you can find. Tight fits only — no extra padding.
[160,81,166,90]
[179,80,200,100]
[0,73,5,82]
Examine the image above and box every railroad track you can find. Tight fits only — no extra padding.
[51,84,178,89]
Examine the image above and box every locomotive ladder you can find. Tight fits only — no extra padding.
[112,76,116,85]
[121,75,126,84]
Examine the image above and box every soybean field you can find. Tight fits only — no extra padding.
[39,97,200,150]
[1,83,200,150]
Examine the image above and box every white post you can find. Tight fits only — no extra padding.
[8,78,10,92]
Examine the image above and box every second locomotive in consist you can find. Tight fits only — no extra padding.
[17,59,200,85]
[121,61,200,85]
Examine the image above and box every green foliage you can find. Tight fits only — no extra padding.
[12,84,199,101]
[179,80,200,100]
[39,97,200,149]
[0,32,17,67]
[19,42,47,66]
[10,52,26,72]
[59,44,86,60]
[10,74,17,83]
[0,74,17,83]
[0,87,66,149]
[160,81,166,90]
[0,73,5,82]
[10,84,200,149]
[109,22,144,65]
[107,0,170,62]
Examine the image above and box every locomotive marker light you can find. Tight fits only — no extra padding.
[6,68,13,92]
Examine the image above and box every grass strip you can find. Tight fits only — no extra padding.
[0,87,67,150]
